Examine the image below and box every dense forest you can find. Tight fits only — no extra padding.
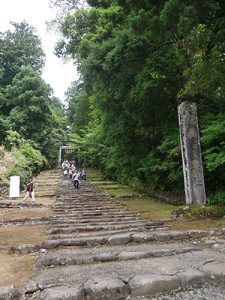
[0,21,67,187]
[52,0,225,203]
[1,0,225,204]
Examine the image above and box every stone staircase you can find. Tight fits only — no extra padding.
[20,173,225,299]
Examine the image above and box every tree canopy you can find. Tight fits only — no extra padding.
[0,21,45,87]
[52,0,225,202]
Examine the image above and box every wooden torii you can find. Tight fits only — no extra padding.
[58,141,77,166]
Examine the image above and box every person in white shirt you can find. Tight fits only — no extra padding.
[69,168,73,179]
[63,168,68,179]
[72,171,80,189]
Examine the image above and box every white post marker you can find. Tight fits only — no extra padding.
[9,176,20,198]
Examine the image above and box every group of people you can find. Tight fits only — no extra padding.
[61,159,86,189]
[22,159,86,204]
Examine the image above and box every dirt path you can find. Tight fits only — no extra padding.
[0,169,59,289]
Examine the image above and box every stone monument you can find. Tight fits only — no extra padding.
[178,102,206,205]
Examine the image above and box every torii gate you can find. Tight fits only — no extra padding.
[58,141,77,166]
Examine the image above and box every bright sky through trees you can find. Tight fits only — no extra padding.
[0,0,77,102]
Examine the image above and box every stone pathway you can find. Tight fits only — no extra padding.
[1,172,225,299]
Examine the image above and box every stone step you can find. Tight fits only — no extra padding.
[52,216,157,227]
[53,203,117,208]
[26,248,225,299]
[49,222,147,230]
[53,203,120,208]
[42,230,209,250]
[49,220,164,228]
[36,242,201,268]
[48,226,170,240]
[52,218,146,227]
[26,173,225,299]
[48,224,146,235]
[48,228,146,239]
[53,212,138,219]
[55,198,112,203]
[51,215,143,223]
[53,208,133,213]
[53,199,115,205]
[48,224,169,235]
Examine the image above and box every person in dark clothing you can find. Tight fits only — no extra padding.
[23,177,35,203]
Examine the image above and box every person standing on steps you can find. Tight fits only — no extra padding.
[69,167,73,180]
[72,171,80,189]
[63,168,68,179]
[23,177,35,203]
[81,168,86,180]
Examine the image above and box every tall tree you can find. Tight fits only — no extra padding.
[4,66,66,162]
[65,80,90,135]
[0,21,45,87]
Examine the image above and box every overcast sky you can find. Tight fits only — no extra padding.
[0,0,78,102]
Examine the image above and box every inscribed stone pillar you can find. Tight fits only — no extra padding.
[58,146,62,166]
[178,102,206,205]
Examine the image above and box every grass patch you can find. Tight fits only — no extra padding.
[0,208,53,222]
[0,225,48,247]
[167,218,225,231]
[88,177,103,181]
[120,197,225,230]
[91,181,117,185]
[120,197,175,220]
[97,184,128,190]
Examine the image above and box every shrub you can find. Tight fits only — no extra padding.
[6,142,46,187]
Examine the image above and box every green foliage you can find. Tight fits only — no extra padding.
[0,21,67,172]
[3,66,66,163]
[199,113,225,198]
[6,141,46,186]
[137,145,183,193]
[0,21,45,87]
[208,191,225,205]
[4,130,24,150]
[53,0,225,204]
[65,80,91,135]
[0,115,8,144]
